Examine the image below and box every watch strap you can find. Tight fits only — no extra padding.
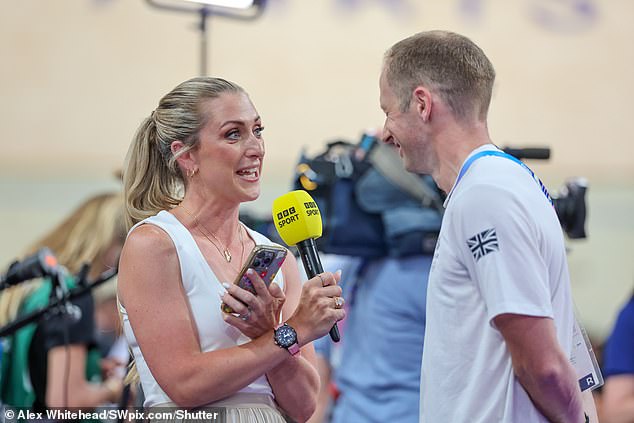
[287,342,301,356]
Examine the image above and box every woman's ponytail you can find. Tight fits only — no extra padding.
[123,116,181,230]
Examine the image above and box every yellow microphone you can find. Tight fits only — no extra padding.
[272,190,322,246]
[272,190,340,342]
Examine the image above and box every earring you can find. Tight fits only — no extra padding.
[187,168,199,178]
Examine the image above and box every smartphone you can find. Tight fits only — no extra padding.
[221,244,287,314]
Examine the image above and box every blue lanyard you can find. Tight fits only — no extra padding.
[454,150,553,205]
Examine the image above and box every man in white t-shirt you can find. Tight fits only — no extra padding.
[378,30,590,422]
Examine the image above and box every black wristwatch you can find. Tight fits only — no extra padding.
[274,323,300,356]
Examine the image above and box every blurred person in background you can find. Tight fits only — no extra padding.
[93,278,130,384]
[119,76,345,422]
[600,289,634,423]
[0,192,125,410]
[308,255,432,423]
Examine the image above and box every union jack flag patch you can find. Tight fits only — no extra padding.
[467,228,499,262]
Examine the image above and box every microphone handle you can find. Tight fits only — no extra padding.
[296,239,341,343]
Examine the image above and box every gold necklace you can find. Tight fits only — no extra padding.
[180,205,244,263]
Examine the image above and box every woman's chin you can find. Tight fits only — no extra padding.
[241,187,261,203]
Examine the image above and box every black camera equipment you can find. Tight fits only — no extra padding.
[551,178,588,239]
[502,147,551,161]
[0,248,83,328]
[293,134,443,258]
[0,265,117,338]
[1,247,60,291]
[501,146,588,239]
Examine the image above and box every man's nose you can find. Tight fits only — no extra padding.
[381,123,393,144]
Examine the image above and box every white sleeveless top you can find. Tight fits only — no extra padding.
[119,210,286,407]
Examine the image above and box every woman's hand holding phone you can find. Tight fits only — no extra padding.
[221,269,286,338]
[220,245,288,338]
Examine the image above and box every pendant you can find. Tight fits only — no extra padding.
[223,249,232,262]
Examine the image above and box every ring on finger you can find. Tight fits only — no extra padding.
[317,274,326,286]
[240,308,251,321]
[333,296,345,309]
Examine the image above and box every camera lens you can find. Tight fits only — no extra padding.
[253,259,261,268]
[256,251,266,259]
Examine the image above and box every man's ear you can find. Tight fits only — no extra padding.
[413,86,432,122]
[170,140,197,170]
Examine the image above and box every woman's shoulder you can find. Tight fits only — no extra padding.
[124,222,175,260]
[118,218,181,303]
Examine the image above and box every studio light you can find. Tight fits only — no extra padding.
[181,0,256,9]
[146,0,265,16]
[146,0,266,75]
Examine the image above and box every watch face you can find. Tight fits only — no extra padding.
[275,324,297,348]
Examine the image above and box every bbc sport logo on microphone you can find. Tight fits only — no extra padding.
[275,202,320,229]
[303,201,320,216]
[276,206,298,228]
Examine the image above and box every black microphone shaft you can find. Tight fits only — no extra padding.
[296,239,323,279]
[296,239,341,342]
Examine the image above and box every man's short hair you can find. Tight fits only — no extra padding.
[384,30,496,122]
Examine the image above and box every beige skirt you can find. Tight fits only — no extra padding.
[150,393,287,423]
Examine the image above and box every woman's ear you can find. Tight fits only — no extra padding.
[170,140,197,172]
[170,140,184,156]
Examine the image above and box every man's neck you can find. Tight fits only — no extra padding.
[433,122,491,194]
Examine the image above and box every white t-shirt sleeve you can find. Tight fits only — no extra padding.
[453,182,553,327]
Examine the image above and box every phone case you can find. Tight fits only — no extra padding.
[221,245,287,314]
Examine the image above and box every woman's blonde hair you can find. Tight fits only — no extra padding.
[0,192,125,326]
[123,77,244,229]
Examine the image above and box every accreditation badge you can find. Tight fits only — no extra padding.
[570,314,603,392]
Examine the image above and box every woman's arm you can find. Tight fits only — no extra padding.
[118,226,342,408]
[46,345,121,408]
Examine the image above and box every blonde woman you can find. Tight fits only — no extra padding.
[0,192,125,409]
[118,77,345,422]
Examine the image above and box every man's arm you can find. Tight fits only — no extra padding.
[494,313,584,423]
